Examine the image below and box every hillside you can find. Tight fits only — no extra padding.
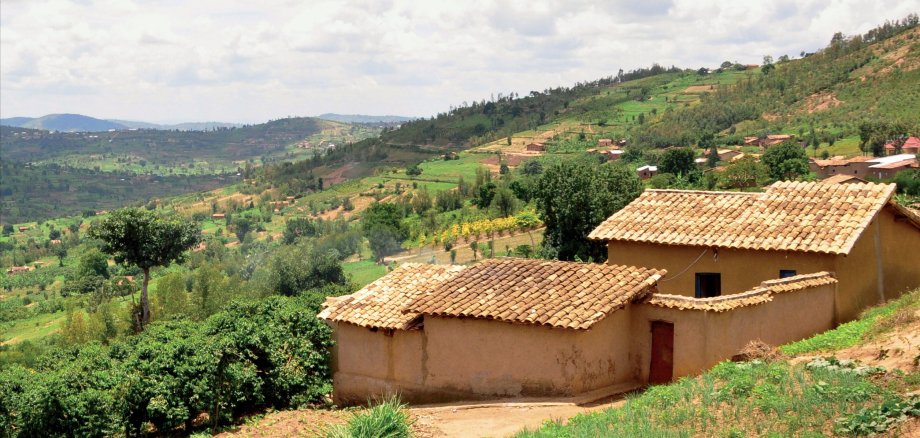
[317,113,416,124]
[0,117,381,222]
[0,114,125,132]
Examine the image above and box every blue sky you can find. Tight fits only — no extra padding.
[1,0,917,123]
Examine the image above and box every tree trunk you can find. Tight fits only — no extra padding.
[141,268,151,328]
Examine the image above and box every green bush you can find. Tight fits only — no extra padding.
[0,296,333,437]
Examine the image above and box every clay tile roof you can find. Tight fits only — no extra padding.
[318,263,466,330]
[645,272,837,312]
[404,258,665,330]
[821,174,868,184]
[589,181,901,255]
[812,156,873,167]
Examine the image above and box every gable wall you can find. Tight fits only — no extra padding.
[833,207,920,321]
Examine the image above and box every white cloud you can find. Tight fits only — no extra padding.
[0,0,916,123]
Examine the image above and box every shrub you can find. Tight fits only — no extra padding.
[0,296,333,436]
[326,397,412,438]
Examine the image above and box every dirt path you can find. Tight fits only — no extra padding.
[218,398,625,438]
[410,401,623,437]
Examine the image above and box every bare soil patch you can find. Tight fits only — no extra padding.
[832,308,920,373]
[804,92,843,113]
[683,84,717,94]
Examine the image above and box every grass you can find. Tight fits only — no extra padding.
[325,397,412,438]
[343,260,388,288]
[516,288,920,437]
[781,289,920,355]
[1,310,66,344]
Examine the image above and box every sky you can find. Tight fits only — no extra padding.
[1,0,918,124]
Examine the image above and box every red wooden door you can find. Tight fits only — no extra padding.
[649,321,674,384]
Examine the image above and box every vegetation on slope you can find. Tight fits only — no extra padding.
[516,289,920,437]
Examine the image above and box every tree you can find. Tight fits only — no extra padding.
[269,244,347,296]
[761,142,810,181]
[49,229,62,240]
[659,147,697,177]
[77,249,110,279]
[490,186,517,217]
[535,160,643,261]
[362,203,407,262]
[707,146,720,168]
[406,164,422,176]
[232,216,252,242]
[88,208,200,331]
[719,157,769,190]
[282,217,317,244]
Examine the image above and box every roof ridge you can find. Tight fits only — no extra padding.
[644,189,761,196]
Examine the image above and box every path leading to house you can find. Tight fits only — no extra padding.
[219,382,637,437]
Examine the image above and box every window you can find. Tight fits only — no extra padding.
[695,273,721,298]
[780,269,797,278]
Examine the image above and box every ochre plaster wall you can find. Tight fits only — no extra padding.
[422,310,633,397]
[606,242,835,296]
[631,282,836,380]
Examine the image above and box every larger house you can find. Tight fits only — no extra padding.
[590,181,920,322]
[320,181,920,405]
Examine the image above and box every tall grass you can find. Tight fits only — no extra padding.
[326,396,412,438]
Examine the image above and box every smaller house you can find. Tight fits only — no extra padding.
[6,266,31,275]
[711,148,742,161]
[18,226,29,232]
[743,136,760,145]
[762,134,794,147]
[286,196,296,201]
[810,156,874,179]
[525,142,545,152]
[867,154,918,180]
[598,139,613,147]
[605,150,625,161]
[637,165,658,179]
[49,239,63,245]
[884,136,920,156]
[211,213,225,219]
[820,174,868,184]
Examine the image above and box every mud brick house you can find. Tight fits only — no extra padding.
[884,136,920,155]
[525,142,545,152]
[590,181,920,322]
[321,181,919,405]
[636,165,657,179]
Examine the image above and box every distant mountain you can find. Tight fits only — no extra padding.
[108,119,243,131]
[317,113,416,124]
[1,114,126,132]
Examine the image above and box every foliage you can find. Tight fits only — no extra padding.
[719,156,770,190]
[893,169,920,196]
[362,203,407,262]
[283,217,318,244]
[0,296,333,436]
[325,396,413,438]
[88,208,201,329]
[834,395,920,435]
[76,248,110,280]
[268,243,348,297]
[535,159,642,261]
[658,148,697,178]
[761,142,810,181]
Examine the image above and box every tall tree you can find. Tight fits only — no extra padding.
[89,208,200,331]
[659,147,698,177]
[761,141,810,181]
[535,159,643,261]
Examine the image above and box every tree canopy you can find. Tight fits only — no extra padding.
[535,159,643,261]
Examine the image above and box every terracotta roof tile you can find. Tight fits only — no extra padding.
[318,263,465,330]
[645,272,837,312]
[589,181,899,255]
[405,258,664,330]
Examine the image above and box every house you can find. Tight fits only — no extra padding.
[709,148,742,161]
[18,226,29,232]
[809,156,874,179]
[589,181,920,322]
[211,213,226,219]
[762,134,795,147]
[604,150,625,161]
[598,138,613,147]
[49,239,62,245]
[321,261,841,404]
[866,153,918,180]
[637,165,657,179]
[525,142,545,152]
[820,174,868,184]
[743,136,760,146]
[884,136,920,156]
[6,266,31,275]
